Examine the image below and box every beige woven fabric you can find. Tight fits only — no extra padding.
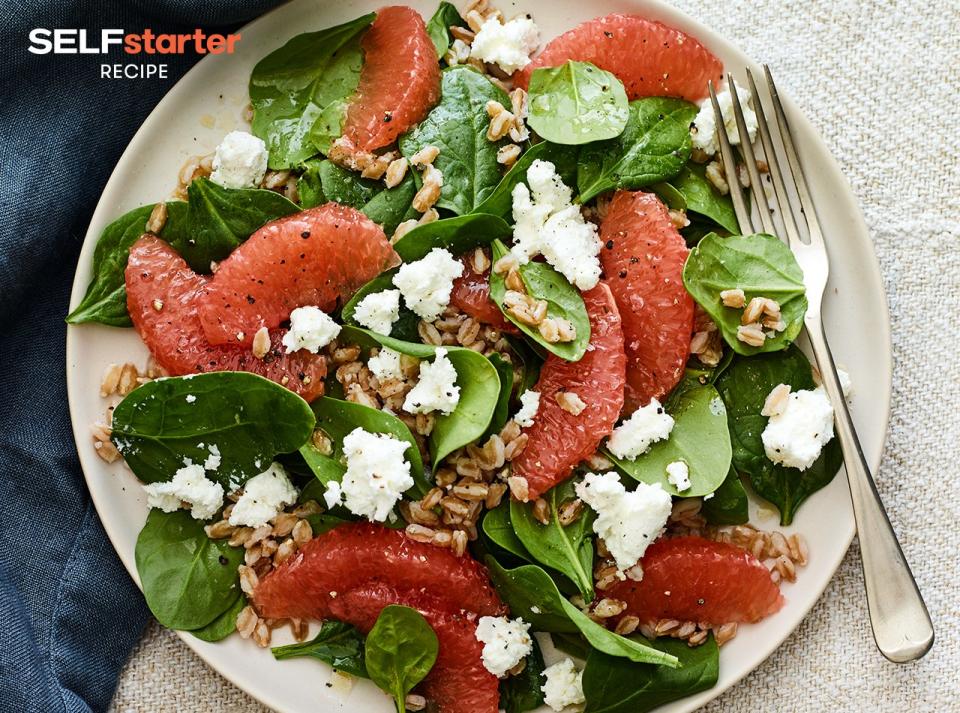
[110,0,960,710]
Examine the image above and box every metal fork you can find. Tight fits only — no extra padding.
[708,67,934,663]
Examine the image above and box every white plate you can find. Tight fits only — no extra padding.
[65,1,891,711]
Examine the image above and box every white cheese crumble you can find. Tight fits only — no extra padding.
[352,289,401,336]
[185,394,197,404]
[665,460,691,492]
[606,398,674,460]
[512,389,541,427]
[281,305,341,354]
[541,658,585,712]
[474,616,533,677]
[761,387,835,470]
[368,347,405,383]
[228,463,299,527]
[143,462,224,520]
[403,347,460,415]
[690,80,758,156]
[511,160,602,290]
[837,368,853,398]
[324,427,414,522]
[469,17,540,75]
[210,130,269,189]
[392,248,464,321]
[575,472,672,571]
[203,444,221,472]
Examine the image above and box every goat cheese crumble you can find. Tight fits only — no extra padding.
[392,248,464,321]
[469,17,540,75]
[512,389,541,427]
[576,471,671,571]
[203,444,221,472]
[282,305,341,354]
[403,347,460,415]
[541,658,585,712]
[690,81,758,156]
[210,130,269,189]
[606,398,674,460]
[475,616,533,677]
[511,160,602,290]
[368,347,404,382]
[762,386,835,470]
[352,289,401,336]
[228,462,298,527]
[143,462,224,520]
[665,460,691,492]
[324,428,413,522]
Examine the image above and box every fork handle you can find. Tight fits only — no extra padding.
[805,318,934,662]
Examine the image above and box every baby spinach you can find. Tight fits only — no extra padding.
[582,635,719,713]
[190,593,244,643]
[400,66,510,215]
[577,97,697,203]
[135,510,243,631]
[606,384,732,497]
[701,467,750,526]
[273,620,369,678]
[302,396,429,498]
[714,347,843,525]
[683,233,808,355]
[655,163,739,234]
[66,202,186,327]
[481,504,533,562]
[489,239,591,361]
[339,326,501,463]
[527,61,629,145]
[249,13,375,167]
[486,353,515,438]
[342,269,420,342]
[111,372,316,489]
[500,634,546,713]
[365,605,439,713]
[472,141,579,218]
[486,559,679,667]
[393,213,512,262]
[510,480,595,600]
[507,335,543,394]
[426,1,466,58]
[552,632,591,660]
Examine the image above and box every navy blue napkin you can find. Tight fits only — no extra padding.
[0,2,279,710]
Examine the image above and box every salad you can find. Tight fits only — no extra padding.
[69,2,852,711]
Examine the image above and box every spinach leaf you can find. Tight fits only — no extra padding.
[174,177,300,271]
[66,202,186,326]
[472,141,579,218]
[510,480,595,600]
[273,620,369,677]
[303,396,429,498]
[683,233,808,355]
[426,1,466,58]
[527,61,629,145]
[400,66,510,215]
[249,13,375,167]
[582,636,719,713]
[606,384,732,497]
[506,335,543,394]
[190,592,244,642]
[481,503,533,562]
[714,347,843,524]
[655,164,739,234]
[300,159,418,234]
[365,605,439,713]
[135,510,243,631]
[489,240,591,361]
[552,632,591,660]
[111,372,316,489]
[341,269,420,342]
[500,634,546,713]
[486,353,515,438]
[486,559,679,667]
[339,326,501,464]
[701,467,750,525]
[393,213,512,262]
[577,98,697,203]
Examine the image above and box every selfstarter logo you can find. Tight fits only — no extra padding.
[28,29,242,78]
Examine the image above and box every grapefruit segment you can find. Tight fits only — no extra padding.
[449,258,515,333]
[125,235,325,401]
[341,6,442,152]
[516,14,722,102]
[197,204,398,347]
[605,536,785,625]
[511,283,626,500]
[252,522,505,620]
[600,190,694,412]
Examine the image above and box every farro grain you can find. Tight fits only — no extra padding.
[736,322,766,347]
[555,391,587,415]
[239,565,259,595]
[450,25,475,43]
[705,160,729,195]
[274,538,297,565]
[557,498,584,526]
[451,529,468,557]
[117,363,140,395]
[205,520,236,539]
[253,619,271,647]
[503,433,528,460]
[100,364,122,398]
[532,497,550,524]
[615,615,640,636]
[593,598,628,619]
[411,145,440,168]
[228,527,254,548]
[507,475,529,501]
[292,500,323,518]
[292,519,313,545]
[720,288,746,308]
[497,144,521,166]
[262,169,291,191]
[384,157,409,188]
[406,694,427,712]
[237,606,258,638]
[485,482,507,509]
[244,545,263,567]
[146,202,168,234]
[251,327,271,360]
[668,209,690,229]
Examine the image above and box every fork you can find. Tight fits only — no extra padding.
[708,67,934,663]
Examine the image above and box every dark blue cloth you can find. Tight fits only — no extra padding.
[0,2,279,710]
